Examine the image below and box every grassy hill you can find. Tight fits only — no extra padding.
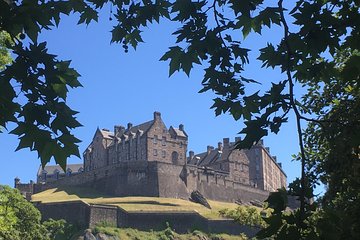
[31,187,239,219]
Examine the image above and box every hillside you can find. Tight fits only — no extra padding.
[31,187,239,219]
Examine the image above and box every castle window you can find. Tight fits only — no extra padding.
[153,149,158,156]
[162,150,166,158]
[54,170,60,179]
[162,137,166,146]
[172,151,179,164]
[153,135,158,144]
[180,142,183,148]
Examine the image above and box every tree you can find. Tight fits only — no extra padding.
[0,31,12,70]
[0,185,48,239]
[0,185,76,240]
[0,0,359,239]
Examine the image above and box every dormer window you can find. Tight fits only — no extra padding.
[54,169,60,179]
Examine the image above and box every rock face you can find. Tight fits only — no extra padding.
[79,229,120,240]
[190,190,211,209]
[84,229,96,240]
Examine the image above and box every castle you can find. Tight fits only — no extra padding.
[18,112,287,203]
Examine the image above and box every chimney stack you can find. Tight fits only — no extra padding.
[179,124,184,131]
[218,142,223,151]
[14,177,20,188]
[154,111,161,120]
[207,145,214,155]
[114,125,125,137]
[127,122,133,130]
[189,151,194,160]
[223,138,230,147]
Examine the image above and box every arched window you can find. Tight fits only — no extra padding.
[172,151,179,164]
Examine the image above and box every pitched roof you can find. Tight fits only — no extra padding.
[188,146,233,167]
[172,128,187,138]
[99,129,114,139]
[124,120,154,135]
[37,164,83,176]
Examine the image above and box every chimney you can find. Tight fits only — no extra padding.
[223,138,230,147]
[14,177,20,188]
[235,137,241,143]
[189,151,194,160]
[114,125,125,136]
[154,111,161,120]
[265,147,270,153]
[218,142,223,151]
[207,145,214,155]
[127,122,133,130]
[179,124,184,131]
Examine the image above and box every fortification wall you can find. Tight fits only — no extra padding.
[36,202,259,237]
[36,161,160,197]
[186,165,269,203]
[34,201,90,228]
[89,204,118,228]
[155,162,189,199]
[36,161,269,204]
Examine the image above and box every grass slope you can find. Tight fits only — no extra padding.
[32,187,239,219]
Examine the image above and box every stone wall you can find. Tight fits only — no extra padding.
[186,165,269,203]
[36,161,270,204]
[36,202,259,237]
[34,201,90,228]
[89,204,118,228]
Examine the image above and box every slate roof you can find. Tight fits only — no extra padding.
[37,164,84,176]
[99,129,114,139]
[188,147,233,167]
[172,128,187,138]
[124,120,154,135]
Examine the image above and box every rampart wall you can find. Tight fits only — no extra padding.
[35,201,259,236]
[36,161,270,204]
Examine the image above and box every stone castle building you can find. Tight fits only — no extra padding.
[20,112,287,203]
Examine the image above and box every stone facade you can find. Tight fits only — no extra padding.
[37,164,84,183]
[29,111,287,203]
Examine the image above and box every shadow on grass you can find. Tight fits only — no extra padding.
[115,201,180,206]
[53,186,111,199]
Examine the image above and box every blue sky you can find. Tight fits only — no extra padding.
[0,7,314,194]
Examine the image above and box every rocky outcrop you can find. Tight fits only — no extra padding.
[190,190,211,209]
[78,229,120,240]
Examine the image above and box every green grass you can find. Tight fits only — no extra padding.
[31,187,239,219]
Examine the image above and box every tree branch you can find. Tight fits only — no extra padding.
[278,0,307,226]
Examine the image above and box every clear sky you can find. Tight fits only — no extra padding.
[0,7,314,194]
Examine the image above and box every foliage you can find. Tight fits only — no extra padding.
[93,225,247,240]
[0,185,48,240]
[43,218,78,240]
[219,205,269,228]
[0,31,12,70]
[0,185,76,240]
